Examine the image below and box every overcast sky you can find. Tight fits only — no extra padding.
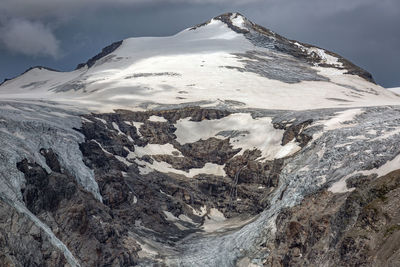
[0,0,399,87]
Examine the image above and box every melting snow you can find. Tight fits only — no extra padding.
[95,117,107,124]
[328,174,356,194]
[320,108,365,132]
[360,153,400,178]
[294,42,343,67]
[131,121,144,136]
[146,160,226,178]
[230,13,246,30]
[202,208,226,232]
[148,115,168,122]
[130,143,182,157]
[174,113,300,160]
[112,122,124,135]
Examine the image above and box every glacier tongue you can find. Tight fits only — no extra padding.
[0,101,101,202]
[0,100,102,266]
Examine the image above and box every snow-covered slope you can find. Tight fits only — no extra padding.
[1,13,399,112]
[388,87,400,94]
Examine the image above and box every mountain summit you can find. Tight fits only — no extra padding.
[0,12,398,111]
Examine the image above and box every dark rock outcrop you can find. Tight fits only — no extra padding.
[79,108,280,222]
[0,197,68,267]
[3,105,400,266]
[208,12,376,83]
[17,150,139,266]
[274,119,313,147]
[76,40,123,69]
[263,171,400,267]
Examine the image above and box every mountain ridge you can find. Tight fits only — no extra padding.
[0,12,397,112]
[4,12,374,85]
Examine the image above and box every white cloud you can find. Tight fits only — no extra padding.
[0,19,60,58]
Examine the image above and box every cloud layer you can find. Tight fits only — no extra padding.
[0,19,60,58]
[0,0,388,19]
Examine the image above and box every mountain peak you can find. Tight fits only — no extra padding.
[76,40,123,70]
[191,12,252,33]
[0,12,389,111]
[190,13,374,83]
[213,12,250,33]
[213,12,248,23]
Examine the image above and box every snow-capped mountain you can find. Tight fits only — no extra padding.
[1,13,400,267]
[1,13,399,111]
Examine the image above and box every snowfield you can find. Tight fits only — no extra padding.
[1,14,399,112]
[388,87,400,94]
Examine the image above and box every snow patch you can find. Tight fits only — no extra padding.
[294,42,343,67]
[152,161,226,178]
[202,208,256,233]
[360,153,400,178]
[148,115,168,122]
[321,108,364,131]
[328,174,356,194]
[175,113,300,160]
[131,121,144,136]
[115,155,133,166]
[95,117,107,125]
[230,13,246,30]
[92,140,113,155]
[190,205,207,217]
[112,122,124,135]
[130,143,182,158]
[202,208,226,232]
[275,140,301,159]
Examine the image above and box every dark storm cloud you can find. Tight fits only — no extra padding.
[0,18,60,58]
[0,0,254,57]
[0,0,399,87]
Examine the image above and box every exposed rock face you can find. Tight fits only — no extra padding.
[76,40,123,69]
[78,108,281,222]
[1,95,400,267]
[153,137,241,171]
[265,170,400,267]
[1,104,400,266]
[273,119,313,147]
[39,107,285,265]
[16,149,139,266]
[213,12,376,83]
[0,197,68,267]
